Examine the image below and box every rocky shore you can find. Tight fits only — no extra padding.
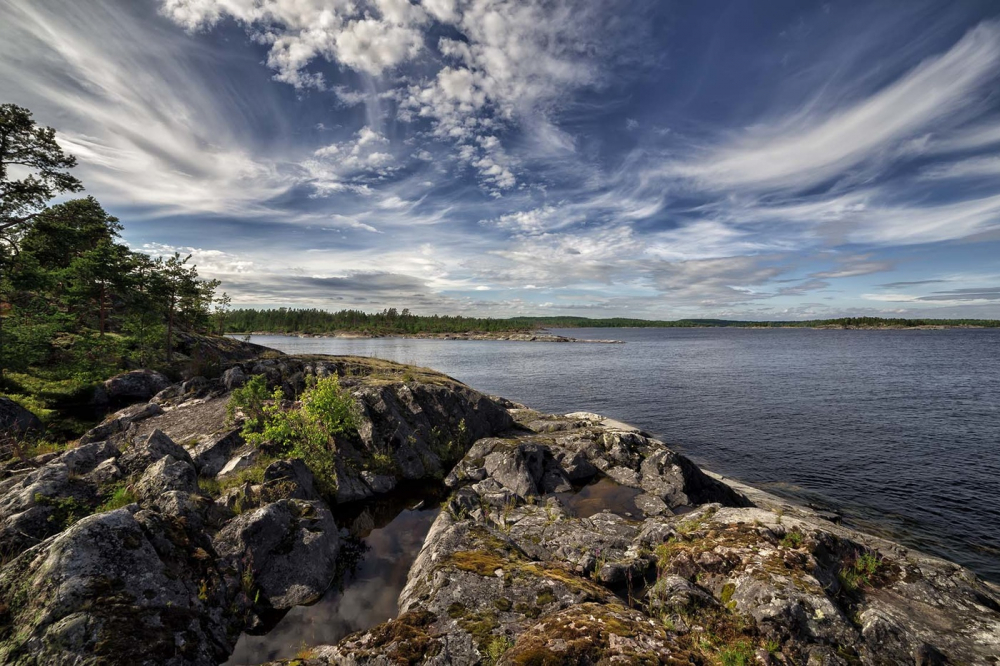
[0,352,997,665]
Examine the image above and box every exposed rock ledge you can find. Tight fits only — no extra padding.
[0,354,996,666]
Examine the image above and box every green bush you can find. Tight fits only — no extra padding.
[229,374,358,497]
[226,374,269,430]
[302,374,358,437]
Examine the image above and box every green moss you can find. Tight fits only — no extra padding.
[458,610,499,650]
[720,582,736,606]
[447,602,468,619]
[493,598,512,612]
[536,589,556,606]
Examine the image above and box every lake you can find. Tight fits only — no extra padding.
[242,328,1000,585]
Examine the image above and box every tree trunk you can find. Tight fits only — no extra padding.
[166,292,174,363]
[98,283,106,336]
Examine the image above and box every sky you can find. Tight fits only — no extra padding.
[2,0,1000,320]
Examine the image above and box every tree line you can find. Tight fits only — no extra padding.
[0,103,224,385]
[228,310,1000,334]
[226,308,533,335]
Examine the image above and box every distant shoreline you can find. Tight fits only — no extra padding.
[229,330,625,343]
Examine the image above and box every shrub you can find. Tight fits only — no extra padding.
[226,374,268,429]
[839,550,884,593]
[228,374,358,497]
[301,374,358,437]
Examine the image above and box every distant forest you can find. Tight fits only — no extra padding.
[226,309,1000,334]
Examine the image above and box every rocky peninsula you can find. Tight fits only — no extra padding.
[0,350,997,666]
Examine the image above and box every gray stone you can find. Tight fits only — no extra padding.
[222,366,247,391]
[483,443,545,497]
[118,429,193,477]
[360,470,396,494]
[85,457,123,486]
[0,508,233,665]
[53,441,119,475]
[135,455,198,500]
[98,369,171,405]
[262,459,319,501]
[213,499,340,609]
[79,401,163,445]
[0,397,42,436]
[190,428,245,477]
[217,445,259,478]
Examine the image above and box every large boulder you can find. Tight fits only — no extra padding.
[118,429,193,477]
[135,455,199,501]
[94,369,171,407]
[0,398,42,437]
[189,428,244,477]
[0,507,235,665]
[213,499,340,609]
[79,401,163,445]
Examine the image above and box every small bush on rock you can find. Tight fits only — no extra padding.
[229,374,359,496]
[226,374,269,429]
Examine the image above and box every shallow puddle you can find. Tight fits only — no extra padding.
[558,476,643,519]
[224,485,444,665]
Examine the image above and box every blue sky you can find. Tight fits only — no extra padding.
[2,0,1000,319]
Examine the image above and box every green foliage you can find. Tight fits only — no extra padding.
[366,451,396,475]
[301,374,358,438]
[34,493,89,529]
[226,374,269,430]
[780,529,805,549]
[718,640,755,666]
[230,374,358,497]
[0,103,82,236]
[225,308,1000,334]
[839,551,884,593]
[97,483,137,512]
[0,104,222,394]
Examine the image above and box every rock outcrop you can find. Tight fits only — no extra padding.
[0,354,516,665]
[0,398,42,437]
[276,408,1000,666]
[2,352,998,666]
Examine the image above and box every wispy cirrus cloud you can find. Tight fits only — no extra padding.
[3,0,1000,319]
[667,21,1000,194]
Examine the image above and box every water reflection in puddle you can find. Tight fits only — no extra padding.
[558,476,643,519]
[224,487,443,665]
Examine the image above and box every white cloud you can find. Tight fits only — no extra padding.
[0,0,291,217]
[670,21,1000,193]
[160,0,425,84]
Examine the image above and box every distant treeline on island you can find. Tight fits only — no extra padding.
[226,308,1000,335]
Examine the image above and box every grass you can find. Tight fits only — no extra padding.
[33,493,90,529]
[780,529,805,549]
[97,483,138,512]
[718,640,755,666]
[483,635,514,665]
[838,551,884,594]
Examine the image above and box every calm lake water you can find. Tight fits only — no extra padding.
[244,328,1000,587]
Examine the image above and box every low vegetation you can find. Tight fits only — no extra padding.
[227,373,359,496]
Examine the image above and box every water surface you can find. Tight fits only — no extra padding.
[245,328,1000,582]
